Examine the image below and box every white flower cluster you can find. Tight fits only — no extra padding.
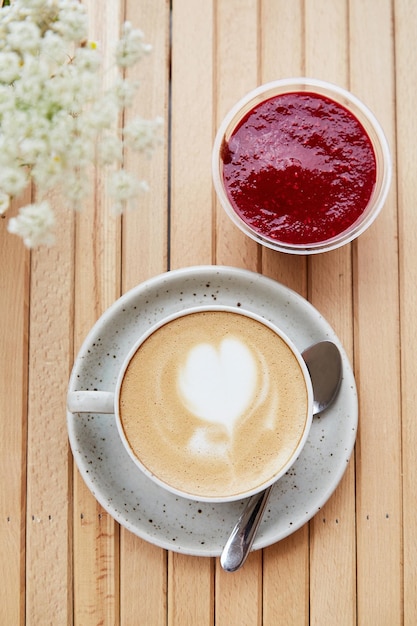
[0,0,162,247]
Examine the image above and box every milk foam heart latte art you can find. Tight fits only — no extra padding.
[179,337,260,436]
[118,309,312,500]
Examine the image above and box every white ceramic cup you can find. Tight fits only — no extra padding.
[67,305,313,503]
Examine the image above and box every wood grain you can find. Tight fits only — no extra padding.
[0,195,30,626]
[72,2,123,624]
[170,0,215,271]
[263,528,309,626]
[212,1,264,625]
[25,192,74,626]
[122,0,170,288]
[167,555,213,625]
[214,0,260,272]
[1,0,414,623]
[350,0,402,623]
[305,2,357,624]
[260,0,307,297]
[260,2,309,622]
[395,0,417,623]
[119,1,170,623]
[169,0,216,623]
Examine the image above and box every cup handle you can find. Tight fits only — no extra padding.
[67,390,115,414]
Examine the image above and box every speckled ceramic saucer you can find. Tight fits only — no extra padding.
[67,266,358,556]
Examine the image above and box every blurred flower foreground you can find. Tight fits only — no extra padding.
[0,0,162,247]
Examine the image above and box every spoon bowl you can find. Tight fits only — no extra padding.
[220,340,342,572]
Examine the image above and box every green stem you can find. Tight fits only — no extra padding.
[2,0,11,7]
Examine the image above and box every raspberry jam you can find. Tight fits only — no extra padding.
[221,92,377,246]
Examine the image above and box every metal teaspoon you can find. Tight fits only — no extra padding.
[220,340,343,573]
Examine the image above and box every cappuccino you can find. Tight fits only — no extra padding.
[118,310,309,499]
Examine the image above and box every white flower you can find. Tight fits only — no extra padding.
[0,51,21,84]
[40,30,69,66]
[19,137,47,164]
[22,0,49,8]
[123,116,163,153]
[74,46,101,73]
[7,20,41,54]
[0,166,28,196]
[115,22,151,68]
[0,136,15,167]
[110,76,138,109]
[0,192,10,215]
[70,69,101,111]
[62,172,90,206]
[13,56,47,101]
[7,201,55,248]
[108,170,149,214]
[108,169,142,202]
[97,134,123,165]
[0,0,161,247]
[86,96,119,130]
[31,162,61,191]
[0,81,14,104]
[65,135,94,165]
[53,3,88,42]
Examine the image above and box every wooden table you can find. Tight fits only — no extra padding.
[1,0,415,624]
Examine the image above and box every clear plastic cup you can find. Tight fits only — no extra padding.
[212,78,392,254]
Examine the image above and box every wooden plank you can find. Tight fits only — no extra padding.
[260,0,307,293]
[260,0,305,81]
[119,1,170,623]
[259,3,309,624]
[72,1,123,624]
[394,0,417,623]
[214,0,260,272]
[309,467,356,626]
[263,528,309,626]
[168,554,214,625]
[121,533,167,626]
[25,188,74,626]
[122,0,170,288]
[259,0,307,290]
[212,0,265,624]
[308,250,356,626]
[349,1,402,623]
[168,0,216,623]
[72,189,122,621]
[308,244,356,626]
[0,196,30,626]
[304,2,357,624]
[215,554,262,626]
[170,0,215,271]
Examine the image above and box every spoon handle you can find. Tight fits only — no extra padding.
[220,485,273,572]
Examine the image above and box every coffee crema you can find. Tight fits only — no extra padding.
[118,310,309,499]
